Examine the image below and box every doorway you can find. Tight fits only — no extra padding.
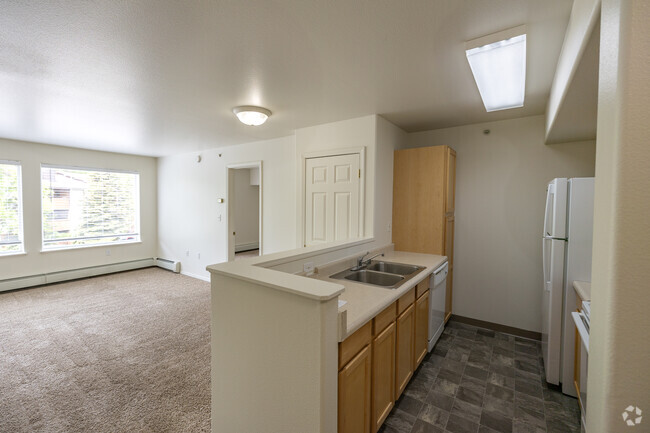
[227,162,262,261]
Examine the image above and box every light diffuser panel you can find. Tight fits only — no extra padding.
[466,31,526,112]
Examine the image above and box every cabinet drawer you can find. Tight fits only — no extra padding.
[339,321,372,369]
[416,277,430,299]
[374,302,397,335]
[397,288,415,316]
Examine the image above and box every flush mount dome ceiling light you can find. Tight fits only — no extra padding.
[465,25,527,112]
[232,106,272,126]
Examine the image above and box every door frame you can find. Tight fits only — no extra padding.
[299,147,365,247]
[226,161,263,261]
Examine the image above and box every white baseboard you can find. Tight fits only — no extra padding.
[235,242,259,253]
[180,271,210,282]
[0,258,155,292]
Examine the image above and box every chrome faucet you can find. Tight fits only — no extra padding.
[353,251,385,270]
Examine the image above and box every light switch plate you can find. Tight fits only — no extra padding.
[303,262,315,274]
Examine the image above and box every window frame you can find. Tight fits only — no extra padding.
[0,160,25,257]
[40,164,141,252]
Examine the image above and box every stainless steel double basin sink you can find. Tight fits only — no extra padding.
[329,261,424,289]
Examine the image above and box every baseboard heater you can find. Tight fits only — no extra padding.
[0,258,156,293]
[155,258,181,273]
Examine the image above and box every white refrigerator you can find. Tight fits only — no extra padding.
[542,177,594,395]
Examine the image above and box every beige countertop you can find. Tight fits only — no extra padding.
[311,250,447,341]
[573,280,591,301]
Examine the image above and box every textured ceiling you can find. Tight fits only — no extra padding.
[0,0,573,156]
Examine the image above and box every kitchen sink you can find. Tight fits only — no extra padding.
[343,270,404,286]
[329,260,424,289]
[366,261,421,276]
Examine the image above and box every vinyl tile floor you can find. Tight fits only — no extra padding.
[379,320,582,433]
[234,249,260,260]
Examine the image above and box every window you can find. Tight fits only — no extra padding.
[0,161,24,255]
[41,165,140,250]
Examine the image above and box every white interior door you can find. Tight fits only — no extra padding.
[305,153,360,246]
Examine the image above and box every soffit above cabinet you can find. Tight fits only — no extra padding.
[545,0,601,144]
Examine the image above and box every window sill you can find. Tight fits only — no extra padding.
[40,240,142,253]
[0,251,26,258]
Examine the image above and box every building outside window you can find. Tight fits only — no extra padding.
[41,165,140,250]
[0,161,24,255]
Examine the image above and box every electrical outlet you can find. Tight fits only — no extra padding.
[387,223,392,232]
[303,261,315,274]
[186,250,190,257]
[105,249,111,256]
[197,252,201,260]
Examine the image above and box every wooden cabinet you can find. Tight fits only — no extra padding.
[574,321,582,407]
[414,289,429,368]
[446,147,456,214]
[393,145,456,322]
[338,344,372,433]
[573,293,587,415]
[338,275,430,432]
[395,303,415,399]
[339,322,372,369]
[371,322,395,432]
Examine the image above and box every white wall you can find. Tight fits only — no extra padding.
[0,138,157,280]
[587,0,650,429]
[233,168,259,250]
[295,115,377,247]
[157,136,296,280]
[375,115,407,246]
[406,115,596,332]
[294,114,406,249]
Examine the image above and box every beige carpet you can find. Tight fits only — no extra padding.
[0,268,210,433]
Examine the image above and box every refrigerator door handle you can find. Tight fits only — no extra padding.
[544,235,568,241]
[542,237,550,292]
[543,183,555,237]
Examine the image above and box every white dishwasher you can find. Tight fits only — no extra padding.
[428,261,448,352]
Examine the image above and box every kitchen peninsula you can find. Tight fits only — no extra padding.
[207,239,446,433]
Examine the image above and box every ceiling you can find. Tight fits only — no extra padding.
[0,0,573,157]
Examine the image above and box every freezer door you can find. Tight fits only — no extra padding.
[544,178,568,239]
[541,237,566,385]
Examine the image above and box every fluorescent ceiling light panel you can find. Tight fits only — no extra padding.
[465,25,526,112]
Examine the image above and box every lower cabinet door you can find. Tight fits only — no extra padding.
[338,344,372,433]
[395,304,415,399]
[372,322,396,432]
[574,313,583,410]
[414,290,429,368]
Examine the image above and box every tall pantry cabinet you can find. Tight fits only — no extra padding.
[392,145,456,322]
